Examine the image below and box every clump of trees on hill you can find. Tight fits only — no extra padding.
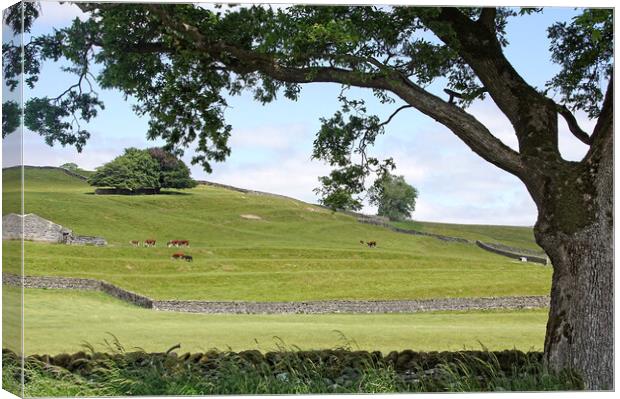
[60,162,79,172]
[369,173,418,221]
[317,170,418,222]
[87,147,197,193]
[147,147,197,190]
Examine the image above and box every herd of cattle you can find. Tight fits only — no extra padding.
[127,238,376,262]
[129,240,190,247]
[129,239,193,261]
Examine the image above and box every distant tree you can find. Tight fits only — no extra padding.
[369,173,418,221]
[88,148,160,192]
[314,166,365,211]
[60,162,79,171]
[147,147,197,189]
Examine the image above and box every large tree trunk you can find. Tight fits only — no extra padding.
[533,130,613,390]
[538,220,613,390]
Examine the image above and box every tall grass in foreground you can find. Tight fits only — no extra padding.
[2,337,583,396]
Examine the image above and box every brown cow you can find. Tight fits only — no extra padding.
[171,252,185,260]
[130,240,141,247]
[366,241,377,248]
[144,239,156,247]
[168,240,189,247]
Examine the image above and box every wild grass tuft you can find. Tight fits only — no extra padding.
[2,338,583,396]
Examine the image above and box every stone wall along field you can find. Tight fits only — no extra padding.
[3,273,549,314]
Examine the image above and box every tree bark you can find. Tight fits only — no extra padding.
[533,122,613,390]
[539,219,613,390]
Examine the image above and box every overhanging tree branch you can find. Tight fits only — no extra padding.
[478,8,497,30]
[378,105,412,127]
[145,4,526,178]
[556,104,592,145]
[420,7,564,163]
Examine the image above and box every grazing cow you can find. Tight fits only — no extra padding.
[366,241,377,248]
[359,240,365,245]
[182,255,193,262]
[171,252,184,260]
[144,239,156,247]
[130,240,141,247]
[168,240,189,247]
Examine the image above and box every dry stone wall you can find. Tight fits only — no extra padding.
[196,180,304,203]
[6,347,545,387]
[356,217,471,244]
[356,217,551,263]
[2,273,100,290]
[475,241,549,265]
[3,273,549,314]
[3,165,89,180]
[2,273,152,308]
[94,187,160,195]
[153,296,550,314]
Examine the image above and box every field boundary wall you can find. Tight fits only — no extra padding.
[2,273,549,314]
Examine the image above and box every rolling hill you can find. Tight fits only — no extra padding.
[391,220,542,253]
[2,166,551,301]
[2,166,553,354]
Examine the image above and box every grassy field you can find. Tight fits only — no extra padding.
[2,167,551,301]
[10,287,547,355]
[391,220,542,252]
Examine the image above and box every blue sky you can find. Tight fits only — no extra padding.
[3,1,595,225]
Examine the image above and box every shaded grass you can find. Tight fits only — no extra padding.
[14,287,548,355]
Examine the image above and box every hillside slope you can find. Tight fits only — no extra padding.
[391,220,542,252]
[2,167,551,301]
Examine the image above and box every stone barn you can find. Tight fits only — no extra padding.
[2,213,107,246]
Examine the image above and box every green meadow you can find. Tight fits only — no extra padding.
[3,167,551,301]
[11,287,546,355]
[2,167,552,354]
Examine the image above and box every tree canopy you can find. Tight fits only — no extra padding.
[87,147,196,192]
[369,173,418,221]
[147,147,197,189]
[60,162,79,171]
[88,148,161,191]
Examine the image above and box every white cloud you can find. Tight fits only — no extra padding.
[228,123,309,152]
[207,151,331,204]
[18,127,159,170]
[34,1,87,27]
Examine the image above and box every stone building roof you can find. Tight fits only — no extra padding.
[2,213,106,246]
[2,213,71,243]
